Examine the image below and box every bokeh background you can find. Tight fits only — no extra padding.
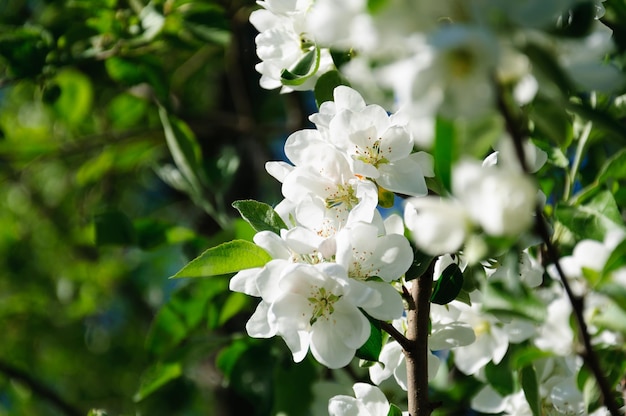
[0,1,328,414]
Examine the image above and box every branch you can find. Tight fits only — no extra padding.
[379,321,412,352]
[0,359,83,416]
[495,81,623,416]
[405,259,436,416]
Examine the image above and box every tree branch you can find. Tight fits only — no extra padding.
[405,259,436,416]
[379,321,412,352]
[0,359,83,416]
[495,81,623,416]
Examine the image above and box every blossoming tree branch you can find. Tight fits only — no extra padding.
[171,0,626,414]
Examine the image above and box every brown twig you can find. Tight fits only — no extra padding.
[405,259,436,416]
[495,81,622,416]
[0,359,83,416]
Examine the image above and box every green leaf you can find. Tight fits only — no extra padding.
[107,93,148,129]
[485,359,515,397]
[159,106,204,194]
[556,190,625,240]
[218,292,250,326]
[510,347,554,369]
[216,338,250,379]
[145,278,229,355]
[105,57,146,86]
[94,211,136,246]
[566,101,626,144]
[0,27,51,78]
[522,43,573,94]
[578,365,602,413]
[529,96,573,147]
[133,362,183,402]
[405,246,435,282]
[314,70,351,107]
[355,318,382,362]
[431,263,464,305]
[591,298,626,334]
[387,404,403,416]
[53,69,94,126]
[456,114,503,159]
[482,280,547,322]
[520,365,541,416]
[232,200,287,235]
[280,47,321,86]
[434,117,455,192]
[552,1,595,37]
[601,238,626,281]
[171,240,271,278]
[597,148,626,183]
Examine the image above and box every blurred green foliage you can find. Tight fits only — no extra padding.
[0,0,315,415]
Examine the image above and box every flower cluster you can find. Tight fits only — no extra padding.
[225,0,626,414]
[230,86,428,368]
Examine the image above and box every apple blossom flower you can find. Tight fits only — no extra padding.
[234,261,383,368]
[249,0,333,91]
[452,295,535,375]
[322,87,431,197]
[404,197,470,256]
[329,383,406,416]
[386,25,499,119]
[453,159,537,238]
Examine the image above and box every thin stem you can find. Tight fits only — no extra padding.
[380,321,412,352]
[405,260,436,416]
[0,360,83,416]
[496,82,622,416]
[535,213,623,416]
[565,94,594,200]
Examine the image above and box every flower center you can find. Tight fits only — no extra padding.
[355,138,390,168]
[325,183,358,210]
[308,287,341,325]
[446,48,474,78]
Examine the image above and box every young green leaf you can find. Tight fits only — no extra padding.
[405,247,435,282]
[314,70,351,107]
[520,365,541,416]
[159,106,205,195]
[387,404,404,416]
[431,263,464,305]
[232,200,287,235]
[556,191,625,241]
[133,362,183,402]
[485,360,515,397]
[482,280,547,322]
[171,240,271,278]
[280,47,321,86]
[355,318,383,362]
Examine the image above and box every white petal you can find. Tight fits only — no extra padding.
[377,157,427,196]
[404,197,468,255]
[328,395,365,416]
[471,385,507,414]
[265,160,293,182]
[254,231,290,259]
[429,322,476,350]
[334,86,367,112]
[353,383,390,416]
[360,281,403,321]
[229,268,262,296]
[246,301,276,338]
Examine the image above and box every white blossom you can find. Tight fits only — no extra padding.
[329,383,403,416]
